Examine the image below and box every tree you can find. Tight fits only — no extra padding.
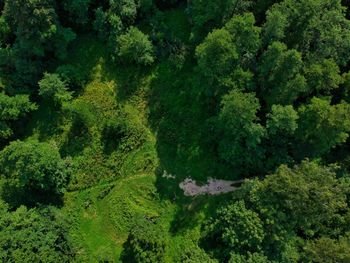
[62,0,92,26]
[203,200,265,260]
[224,13,261,67]
[1,0,76,88]
[196,29,237,79]
[195,29,238,97]
[203,161,350,262]
[93,7,123,44]
[263,0,350,66]
[179,241,218,263]
[0,93,37,139]
[0,140,69,207]
[341,71,350,102]
[190,0,253,38]
[304,59,343,95]
[194,13,260,97]
[0,202,75,262]
[117,27,154,65]
[122,219,167,263]
[266,105,298,136]
[3,0,75,59]
[250,161,348,237]
[265,105,298,169]
[229,252,272,263]
[295,98,350,158]
[259,42,307,106]
[303,236,350,263]
[216,90,266,176]
[39,73,72,105]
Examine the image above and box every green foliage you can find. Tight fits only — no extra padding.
[252,161,348,236]
[191,0,252,38]
[93,7,123,44]
[122,218,167,263]
[179,241,217,263]
[4,0,59,57]
[196,29,237,80]
[103,114,147,153]
[296,98,350,158]
[216,90,266,176]
[0,140,69,207]
[224,12,261,65]
[265,105,299,169]
[195,28,241,97]
[303,236,350,263]
[263,0,350,65]
[0,93,37,139]
[259,41,307,106]
[2,1,350,261]
[117,27,154,65]
[229,252,272,263]
[204,200,265,260]
[204,161,350,262]
[39,73,72,105]
[196,12,260,90]
[304,59,343,95]
[0,203,74,262]
[62,0,92,26]
[267,105,298,136]
[1,0,76,87]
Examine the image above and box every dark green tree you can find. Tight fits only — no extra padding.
[0,93,37,139]
[204,200,265,260]
[196,29,238,82]
[39,73,72,105]
[251,161,348,237]
[265,104,298,169]
[304,59,343,95]
[259,41,307,106]
[216,90,266,176]
[263,0,350,65]
[62,0,92,26]
[295,98,350,158]
[122,219,167,263]
[1,0,76,87]
[191,0,252,38]
[224,12,261,67]
[0,140,69,207]
[303,236,350,263]
[93,7,123,43]
[116,26,154,65]
[0,202,74,262]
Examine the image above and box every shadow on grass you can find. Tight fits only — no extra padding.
[60,120,91,158]
[147,60,233,233]
[1,183,64,209]
[26,101,66,141]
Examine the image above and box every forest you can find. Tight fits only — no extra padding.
[1,0,350,262]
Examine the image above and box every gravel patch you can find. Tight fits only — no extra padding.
[179,178,244,196]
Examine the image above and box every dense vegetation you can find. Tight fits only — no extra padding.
[1,0,350,262]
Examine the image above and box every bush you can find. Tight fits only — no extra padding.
[0,140,69,207]
[117,27,155,65]
[102,114,147,154]
[122,218,167,263]
[38,73,72,105]
[0,203,75,262]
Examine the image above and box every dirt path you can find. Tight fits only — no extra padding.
[179,178,245,196]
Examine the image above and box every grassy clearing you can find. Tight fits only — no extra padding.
[26,12,230,260]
